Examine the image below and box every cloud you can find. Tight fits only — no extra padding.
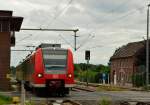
[3,0,147,66]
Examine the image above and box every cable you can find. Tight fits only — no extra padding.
[16,34,32,43]
[112,6,145,23]
[79,45,103,51]
[77,34,95,50]
[59,34,74,48]
[26,0,74,45]
[45,0,73,27]
[85,0,144,29]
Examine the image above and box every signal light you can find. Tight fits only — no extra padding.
[85,50,90,60]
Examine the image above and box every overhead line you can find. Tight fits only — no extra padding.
[21,28,79,32]
[113,6,145,22]
[16,34,32,43]
[47,0,73,26]
[11,49,35,52]
[59,34,74,48]
[77,34,94,50]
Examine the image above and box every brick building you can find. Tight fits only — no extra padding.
[0,10,23,91]
[110,40,150,87]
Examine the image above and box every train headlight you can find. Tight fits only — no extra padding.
[37,73,43,78]
[68,74,72,78]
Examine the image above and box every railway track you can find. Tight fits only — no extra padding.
[29,99,81,105]
[62,100,81,105]
[73,86,95,92]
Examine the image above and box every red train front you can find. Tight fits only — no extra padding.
[16,44,75,96]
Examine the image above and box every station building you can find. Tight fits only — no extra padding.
[110,40,150,87]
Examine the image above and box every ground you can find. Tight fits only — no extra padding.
[1,90,150,105]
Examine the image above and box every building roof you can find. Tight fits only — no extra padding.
[0,16,23,31]
[0,10,12,16]
[110,41,145,60]
[0,10,23,32]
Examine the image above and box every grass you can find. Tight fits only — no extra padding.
[0,94,11,105]
[97,85,128,91]
[99,97,112,105]
[25,101,35,105]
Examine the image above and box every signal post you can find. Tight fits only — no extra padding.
[85,50,90,86]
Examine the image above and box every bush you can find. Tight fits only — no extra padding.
[132,74,145,87]
[78,70,98,83]
[0,94,11,104]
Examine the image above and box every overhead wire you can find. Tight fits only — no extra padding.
[12,0,75,66]
[24,0,74,48]
[78,45,103,51]
[77,34,95,50]
[18,0,145,51]
[111,6,145,24]
[15,0,72,47]
[16,34,32,44]
[75,0,139,50]
[59,34,74,48]
[46,0,73,27]
[81,0,146,51]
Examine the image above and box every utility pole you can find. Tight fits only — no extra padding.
[73,29,79,51]
[21,28,79,51]
[146,4,150,87]
[86,60,89,86]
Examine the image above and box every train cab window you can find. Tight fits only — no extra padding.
[42,48,67,72]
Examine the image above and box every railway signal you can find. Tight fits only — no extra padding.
[85,50,90,86]
[85,50,90,60]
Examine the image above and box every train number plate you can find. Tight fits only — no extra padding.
[53,75,59,79]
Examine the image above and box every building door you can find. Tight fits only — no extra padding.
[113,71,117,85]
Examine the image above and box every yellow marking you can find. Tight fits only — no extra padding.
[12,96,20,104]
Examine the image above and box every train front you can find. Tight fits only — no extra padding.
[34,46,75,95]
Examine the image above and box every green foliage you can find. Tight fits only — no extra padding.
[87,70,98,83]
[25,101,35,105]
[74,63,110,83]
[95,64,110,73]
[132,74,145,87]
[78,70,98,82]
[74,64,81,78]
[99,98,111,105]
[97,85,128,91]
[0,94,11,104]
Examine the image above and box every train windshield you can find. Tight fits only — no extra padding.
[42,48,67,73]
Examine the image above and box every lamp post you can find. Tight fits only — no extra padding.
[146,4,150,87]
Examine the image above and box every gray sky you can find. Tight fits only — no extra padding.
[1,0,148,66]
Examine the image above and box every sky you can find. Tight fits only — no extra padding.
[0,0,149,66]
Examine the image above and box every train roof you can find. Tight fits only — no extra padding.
[41,47,67,51]
[17,43,69,66]
[37,43,61,48]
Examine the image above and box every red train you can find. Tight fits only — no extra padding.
[16,44,75,96]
